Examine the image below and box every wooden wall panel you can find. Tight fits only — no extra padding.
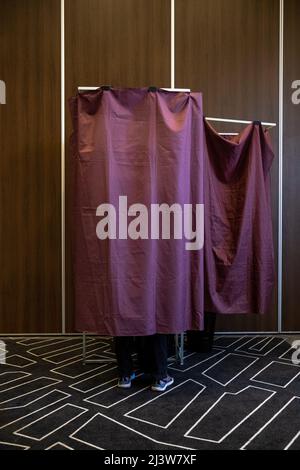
[1,0,289,334]
[0,0,61,333]
[2,0,300,334]
[65,0,171,331]
[282,0,300,331]
[176,0,279,331]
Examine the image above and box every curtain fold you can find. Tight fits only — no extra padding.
[203,120,275,314]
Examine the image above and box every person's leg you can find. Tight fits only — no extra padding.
[186,312,217,353]
[149,334,174,391]
[150,334,168,380]
[167,334,176,357]
[135,336,153,375]
[114,336,135,387]
[205,312,217,351]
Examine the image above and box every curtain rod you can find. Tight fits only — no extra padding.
[205,117,277,127]
[77,87,191,92]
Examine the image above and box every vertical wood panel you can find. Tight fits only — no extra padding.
[0,0,61,333]
[282,0,300,331]
[176,0,279,331]
[65,0,171,332]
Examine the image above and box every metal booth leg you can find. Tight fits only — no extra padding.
[175,333,184,366]
[180,332,184,365]
[82,332,86,365]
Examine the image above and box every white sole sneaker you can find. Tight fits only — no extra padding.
[151,377,174,392]
[117,382,131,389]
[117,373,136,389]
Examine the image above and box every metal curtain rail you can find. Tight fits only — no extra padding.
[77,87,190,92]
[205,117,277,127]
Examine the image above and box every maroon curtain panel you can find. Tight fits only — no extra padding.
[69,88,204,336]
[203,120,275,315]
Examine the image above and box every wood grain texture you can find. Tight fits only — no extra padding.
[282,0,300,331]
[176,0,279,331]
[0,0,285,334]
[2,1,300,334]
[65,0,171,332]
[0,0,61,333]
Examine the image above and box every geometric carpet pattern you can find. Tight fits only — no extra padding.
[0,335,300,450]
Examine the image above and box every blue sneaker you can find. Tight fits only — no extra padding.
[151,375,174,392]
[117,372,136,389]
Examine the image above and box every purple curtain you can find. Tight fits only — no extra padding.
[69,88,204,335]
[203,120,275,314]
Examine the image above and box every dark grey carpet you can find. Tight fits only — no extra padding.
[0,335,299,450]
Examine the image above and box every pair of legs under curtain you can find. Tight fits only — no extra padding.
[114,334,169,381]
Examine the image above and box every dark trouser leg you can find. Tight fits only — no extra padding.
[114,336,134,377]
[167,334,176,357]
[186,312,217,352]
[147,334,168,381]
[135,336,153,374]
[205,312,217,350]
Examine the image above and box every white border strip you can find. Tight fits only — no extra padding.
[171,0,175,88]
[61,0,66,334]
[278,0,284,334]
